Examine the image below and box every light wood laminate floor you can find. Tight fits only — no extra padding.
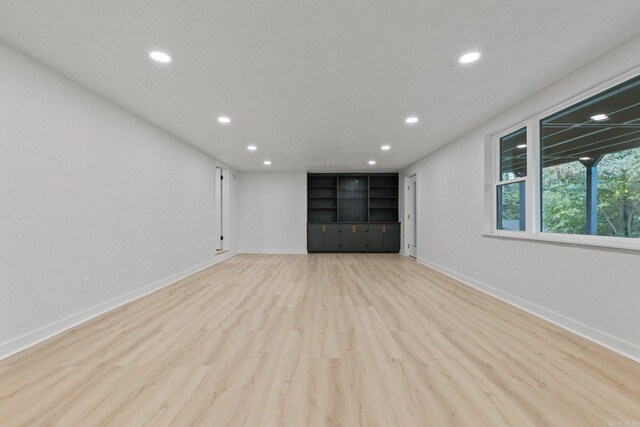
[1,254,639,426]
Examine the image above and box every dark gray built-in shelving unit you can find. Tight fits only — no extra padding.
[307,173,400,253]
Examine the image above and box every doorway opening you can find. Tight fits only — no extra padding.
[214,164,229,254]
[407,174,417,258]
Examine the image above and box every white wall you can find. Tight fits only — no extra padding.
[0,42,236,358]
[237,171,307,253]
[402,33,640,361]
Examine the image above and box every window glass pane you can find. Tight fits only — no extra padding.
[541,74,640,238]
[541,161,586,235]
[597,148,640,237]
[500,127,527,181]
[497,182,525,231]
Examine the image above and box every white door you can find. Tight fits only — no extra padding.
[408,174,417,258]
[214,166,224,252]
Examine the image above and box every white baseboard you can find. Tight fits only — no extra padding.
[0,251,238,361]
[417,257,640,364]
[240,250,308,254]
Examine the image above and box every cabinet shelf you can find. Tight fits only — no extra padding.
[308,173,398,225]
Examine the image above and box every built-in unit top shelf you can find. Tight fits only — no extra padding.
[308,173,399,223]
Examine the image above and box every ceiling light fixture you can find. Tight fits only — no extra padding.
[381,145,391,150]
[516,144,527,149]
[217,116,231,124]
[149,51,172,63]
[368,160,376,165]
[580,157,592,161]
[264,160,271,165]
[405,116,419,124]
[459,51,481,64]
[247,145,257,151]
[591,114,609,122]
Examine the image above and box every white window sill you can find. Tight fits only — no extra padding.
[483,230,640,252]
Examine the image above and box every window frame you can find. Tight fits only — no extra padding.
[486,67,640,252]
[493,123,531,234]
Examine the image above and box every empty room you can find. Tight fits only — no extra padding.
[1,1,640,426]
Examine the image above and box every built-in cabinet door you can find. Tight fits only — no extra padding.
[368,225,384,252]
[338,224,354,251]
[307,222,399,253]
[325,224,340,251]
[383,223,401,252]
[352,225,366,251]
[307,224,325,252]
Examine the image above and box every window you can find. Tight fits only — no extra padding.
[540,75,640,238]
[496,127,527,231]
[500,127,527,180]
[497,181,525,231]
[488,70,640,250]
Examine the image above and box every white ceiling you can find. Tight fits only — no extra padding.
[1,1,640,172]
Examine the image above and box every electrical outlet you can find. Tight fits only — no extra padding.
[82,277,91,293]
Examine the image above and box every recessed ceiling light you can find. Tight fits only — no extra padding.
[217,116,231,124]
[149,51,172,63]
[368,160,376,165]
[381,145,391,150]
[459,51,481,64]
[264,160,271,165]
[405,116,419,124]
[591,114,609,122]
[247,145,257,151]
[516,144,527,149]
[580,157,591,161]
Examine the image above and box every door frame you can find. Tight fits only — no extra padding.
[404,174,418,258]
[214,161,230,254]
